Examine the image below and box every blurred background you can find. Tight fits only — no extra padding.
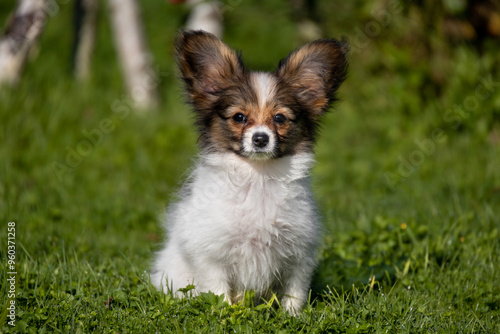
[1,0,499,290]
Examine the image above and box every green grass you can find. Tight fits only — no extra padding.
[1,0,499,332]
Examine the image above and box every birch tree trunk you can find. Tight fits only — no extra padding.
[108,0,158,110]
[72,0,98,81]
[0,0,48,86]
[185,0,223,39]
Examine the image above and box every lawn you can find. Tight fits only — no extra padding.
[1,0,499,333]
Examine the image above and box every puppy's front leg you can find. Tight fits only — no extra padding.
[281,267,312,315]
[195,265,231,300]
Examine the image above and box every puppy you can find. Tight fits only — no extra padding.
[151,30,348,314]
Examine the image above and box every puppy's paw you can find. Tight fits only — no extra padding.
[281,294,305,316]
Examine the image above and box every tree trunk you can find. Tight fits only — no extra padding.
[108,0,158,110]
[72,0,98,81]
[0,0,48,86]
[185,0,223,39]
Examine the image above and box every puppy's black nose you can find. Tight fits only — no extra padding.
[252,132,269,148]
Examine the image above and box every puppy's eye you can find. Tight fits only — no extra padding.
[232,113,247,124]
[273,113,287,125]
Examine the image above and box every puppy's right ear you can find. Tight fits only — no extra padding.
[176,30,244,108]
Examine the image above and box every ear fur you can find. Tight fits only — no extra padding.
[176,30,245,108]
[276,38,348,115]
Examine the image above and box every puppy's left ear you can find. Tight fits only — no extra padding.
[277,39,348,115]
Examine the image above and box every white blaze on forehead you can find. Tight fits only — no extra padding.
[252,72,277,109]
[243,73,278,160]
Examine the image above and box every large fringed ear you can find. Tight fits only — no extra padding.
[276,38,348,115]
[176,30,245,107]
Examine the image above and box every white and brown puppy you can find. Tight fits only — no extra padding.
[151,30,348,314]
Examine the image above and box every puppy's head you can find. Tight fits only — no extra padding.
[176,30,348,160]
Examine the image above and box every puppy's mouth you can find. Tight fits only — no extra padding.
[242,151,276,161]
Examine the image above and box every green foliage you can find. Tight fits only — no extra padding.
[1,0,499,332]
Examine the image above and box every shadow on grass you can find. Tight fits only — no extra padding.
[310,254,400,303]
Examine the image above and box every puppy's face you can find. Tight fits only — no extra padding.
[176,31,348,160]
[206,72,304,160]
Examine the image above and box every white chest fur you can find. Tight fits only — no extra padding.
[152,152,319,308]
